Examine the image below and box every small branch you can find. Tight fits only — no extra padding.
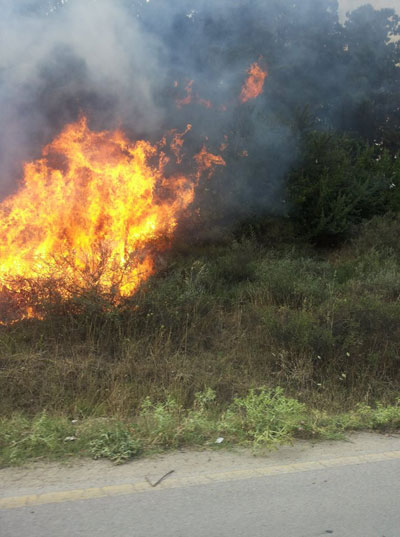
[145,470,175,487]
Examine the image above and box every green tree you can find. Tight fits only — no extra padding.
[288,132,398,243]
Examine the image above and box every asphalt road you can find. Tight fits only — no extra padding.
[1,434,399,537]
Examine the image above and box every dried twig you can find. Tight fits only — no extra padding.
[145,470,175,487]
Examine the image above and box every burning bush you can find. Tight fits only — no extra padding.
[0,117,224,323]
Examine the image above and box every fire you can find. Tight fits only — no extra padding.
[176,80,212,109]
[194,146,226,175]
[170,124,192,164]
[240,62,268,103]
[176,80,194,108]
[0,117,224,321]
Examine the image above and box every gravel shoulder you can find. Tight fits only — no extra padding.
[1,432,399,498]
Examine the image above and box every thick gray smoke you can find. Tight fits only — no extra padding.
[0,0,164,197]
[0,0,399,224]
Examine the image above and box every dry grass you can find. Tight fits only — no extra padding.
[1,217,400,418]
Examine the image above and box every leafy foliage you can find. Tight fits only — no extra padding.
[225,388,306,448]
[288,132,399,243]
[1,392,399,467]
[90,430,142,464]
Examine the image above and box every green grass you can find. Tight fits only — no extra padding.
[1,388,399,467]
[0,215,399,467]
[2,223,399,416]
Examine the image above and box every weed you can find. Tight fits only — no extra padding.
[1,391,398,467]
[0,413,77,465]
[90,430,142,464]
[224,387,307,448]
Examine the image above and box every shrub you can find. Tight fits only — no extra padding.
[224,387,306,448]
[288,132,397,244]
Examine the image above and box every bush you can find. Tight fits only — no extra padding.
[288,132,398,244]
[224,387,306,448]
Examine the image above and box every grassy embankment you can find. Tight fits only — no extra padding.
[1,214,399,466]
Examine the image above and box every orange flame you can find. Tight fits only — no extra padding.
[240,62,267,103]
[176,80,213,109]
[170,124,192,164]
[176,80,194,108]
[0,117,224,320]
[194,146,226,177]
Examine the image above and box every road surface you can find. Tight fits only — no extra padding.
[1,433,399,537]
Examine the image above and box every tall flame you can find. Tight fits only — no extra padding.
[0,117,224,320]
[240,62,268,103]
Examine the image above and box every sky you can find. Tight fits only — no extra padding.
[339,0,400,19]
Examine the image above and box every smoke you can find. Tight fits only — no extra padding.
[0,0,399,223]
[340,0,399,20]
[0,0,164,196]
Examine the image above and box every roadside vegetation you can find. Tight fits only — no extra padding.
[1,0,400,466]
[1,388,399,467]
[1,204,400,466]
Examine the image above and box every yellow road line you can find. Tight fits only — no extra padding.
[1,450,399,510]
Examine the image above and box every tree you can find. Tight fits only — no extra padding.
[288,132,397,243]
